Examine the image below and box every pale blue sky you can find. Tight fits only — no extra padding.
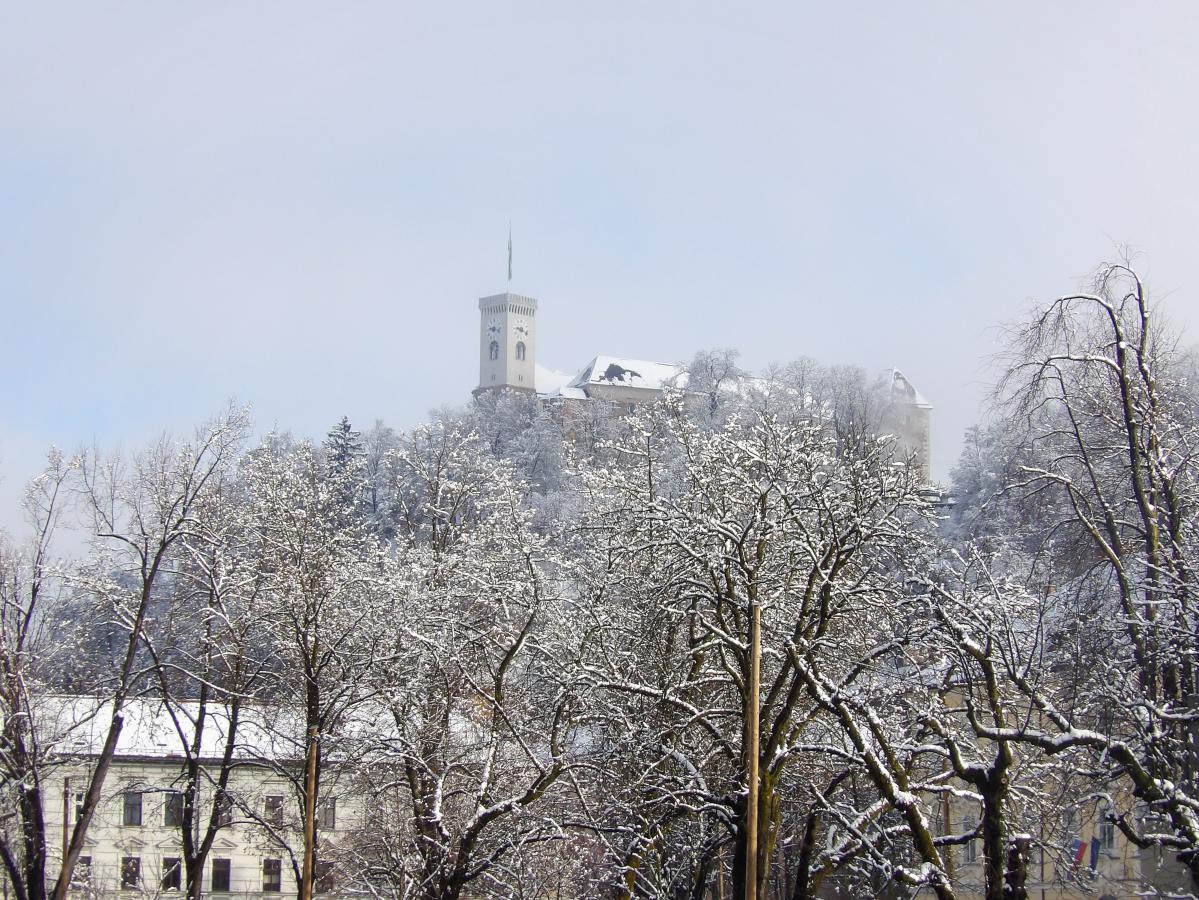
[3,2,1198,530]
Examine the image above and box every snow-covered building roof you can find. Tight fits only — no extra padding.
[537,355,688,401]
[29,696,318,762]
[889,368,931,409]
[569,356,687,392]
[534,364,586,399]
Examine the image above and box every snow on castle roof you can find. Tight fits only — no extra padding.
[534,363,581,397]
[568,356,688,393]
[889,368,931,409]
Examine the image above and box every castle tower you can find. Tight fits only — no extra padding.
[886,369,932,484]
[476,292,538,394]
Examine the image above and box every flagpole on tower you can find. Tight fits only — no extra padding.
[507,221,513,289]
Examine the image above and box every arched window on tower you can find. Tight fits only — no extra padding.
[515,341,526,361]
[489,340,499,360]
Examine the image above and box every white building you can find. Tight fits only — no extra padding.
[474,292,539,395]
[37,698,346,900]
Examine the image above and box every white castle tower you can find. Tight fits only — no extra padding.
[475,291,538,394]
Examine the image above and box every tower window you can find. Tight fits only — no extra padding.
[489,340,499,360]
[515,341,526,361]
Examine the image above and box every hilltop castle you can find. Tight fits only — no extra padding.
[473,289,932,482]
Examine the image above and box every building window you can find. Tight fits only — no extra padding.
[73,789,86,823]
[161,857,182,891]
[120,856,141,889]
[515,341,526,361]
[1099,819,1116,852]
[315,860,335,894]
[164,790,184,827]
[214,791,233,827]
[122,791,143,826]
[265,794,285,827]
[71,856,92,887]
[211,858,231,893]
[488,340,499,360]
[262,858,282,893]
[317,798,336,831]
[963,816,978,863]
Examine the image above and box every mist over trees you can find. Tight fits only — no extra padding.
[1,264,1196,899]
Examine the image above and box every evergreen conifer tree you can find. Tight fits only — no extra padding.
[323,415,364,473]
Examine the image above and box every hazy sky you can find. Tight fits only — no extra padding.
[3,3,1198,532]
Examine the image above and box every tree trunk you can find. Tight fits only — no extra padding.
[790,812,818,900]
[981,787,1006,900]
[184,858,203,900]
[731,814,748,900]
[1003,837,1030,900]
[19,781,46,900]
[181,779,201,900]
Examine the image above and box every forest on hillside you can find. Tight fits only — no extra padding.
[2,263,1197,900]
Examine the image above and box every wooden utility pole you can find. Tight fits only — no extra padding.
[300,724,319,900]
[62,777,70,862]
[744,596,761,900]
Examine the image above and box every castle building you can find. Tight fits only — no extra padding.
[473,288,933,483]
[474,292,539,394]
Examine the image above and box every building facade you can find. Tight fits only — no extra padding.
[34,699,350,900]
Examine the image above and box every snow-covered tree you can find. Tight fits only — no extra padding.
[343,421,589,899]
[577,396,941,899]
[323,416,365,474]
[686,347,745,420]
[362,419,402,535]
[953,262,1199,893]
[138,461,277,900]
[45,407,248,900]
[241,437,393,900]
[0,451,76,900]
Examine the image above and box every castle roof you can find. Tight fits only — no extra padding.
[889,368,932,409]
[537,356,687,400]
[570,356,687,392]
[534,364,584,398]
